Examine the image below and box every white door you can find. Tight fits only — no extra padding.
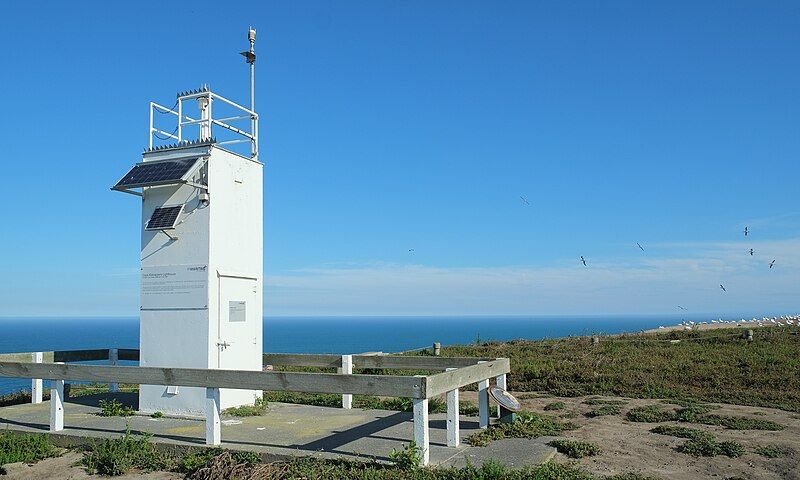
[217,276,258,369]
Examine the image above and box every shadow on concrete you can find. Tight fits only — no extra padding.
[66,392,139,409]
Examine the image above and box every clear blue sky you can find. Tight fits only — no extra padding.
[1,1,798,317]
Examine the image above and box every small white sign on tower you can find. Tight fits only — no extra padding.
[112,29,263,416]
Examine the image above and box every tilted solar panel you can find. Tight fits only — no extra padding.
[145,205,184,230]
[114,157,201,189]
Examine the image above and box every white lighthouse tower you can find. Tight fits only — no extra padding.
[112,29,263,416]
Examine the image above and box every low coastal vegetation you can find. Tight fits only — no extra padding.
[98,398,136,417]
[464,411,574,447]
[0,432,60,474]
[442,325,800,412]
[626,404,785,431]
[548,439,602,458]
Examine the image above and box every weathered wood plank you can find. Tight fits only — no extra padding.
[424,358,510,397]
[352,355,492,370]
[54,349,109,362]
[118,349,140,361]
[0,362,426,398]
[262,353,341,368]
[0,352,55,363]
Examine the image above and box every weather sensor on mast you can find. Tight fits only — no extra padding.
[110,29,264,416]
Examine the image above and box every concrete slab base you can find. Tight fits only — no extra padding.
[0,393,555,468]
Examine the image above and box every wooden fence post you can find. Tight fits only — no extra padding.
[108,348,119,393]
[206,387,221,445]
[31,352,43,404]
[341,354,353,409]
[50,362,64,432]
[413,397,430,466]
[445,368,459,447]
[495,373,507,418]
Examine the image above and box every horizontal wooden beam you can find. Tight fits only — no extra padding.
[0,362,426,398]
[425,358,510,397]
[54,349,109,362]
[262,353,492,371]
[0,352,55,363]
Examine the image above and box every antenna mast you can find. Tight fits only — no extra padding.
[241,27,257,159]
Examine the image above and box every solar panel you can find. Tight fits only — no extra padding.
[145,205,184,230]
[114,157,202,189]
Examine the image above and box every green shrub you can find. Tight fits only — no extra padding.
[677,436,744,458]
[465,411,574,447]
[650,425,709,440]
[674,404,717,422]
[388,441,421,469]
[150,411,163,418]
[695,414,784,431]
[224,397,268,417]
[753,444,791,458]
[177,448,260,474]
[82,430,170,476]
[587,404,622,417]
[626,405,676,423]
[548,439,601,458]
[544,402,566,411]
[0,432,60,471]
[98,398,136,417]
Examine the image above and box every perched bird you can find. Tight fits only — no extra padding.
[720,284,726,292]
[637,243,645,251]
[744,226,749,236]
[769,259,776,269]
[519,196,530,206]
[580,256,587,266]
[749,248,754,256]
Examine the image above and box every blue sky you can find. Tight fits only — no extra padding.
[0,1,798,317]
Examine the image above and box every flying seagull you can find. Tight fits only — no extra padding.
[580,256,587,266]
[720,284,726,292]
[749,248,754,256]
[677,305,688,311]
[408,249,415,253]
[519,195,531,206]
[637,243,645,251]
[769,259,775,269]
[744,226,748,236]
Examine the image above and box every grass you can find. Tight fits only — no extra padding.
[0,432,60,473]
[440,326,800,412]
[544,401,566,411]
[98,398,136,417]
[753,444,791,458]
[548,439,602,458]
[587,404,622,417]
[465,411,575,447]
[81,430,171,476]
[584,398,627,406]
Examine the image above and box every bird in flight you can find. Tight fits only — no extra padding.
[520,196,531,206]
[720,284,726,292]
[769,259,776,269]
[744,226,748,236]
[677,305,688,311]
[637,243,645,251]
[580,256,587,266]
[749,248,754,256]
[408,249,415,253]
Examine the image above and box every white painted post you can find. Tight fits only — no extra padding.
[495,373,507,418]
[341,354,353,409]
[31,352,43,404]
[108,348,119,393]
[412,398,430,466]
[478,377,490,429]
[205,387,221,446]
[50,363,64,432]
[445,368,460,447]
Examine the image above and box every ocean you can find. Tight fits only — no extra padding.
[0,314,725,395]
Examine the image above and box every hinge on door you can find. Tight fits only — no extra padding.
[216,341,230,350]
